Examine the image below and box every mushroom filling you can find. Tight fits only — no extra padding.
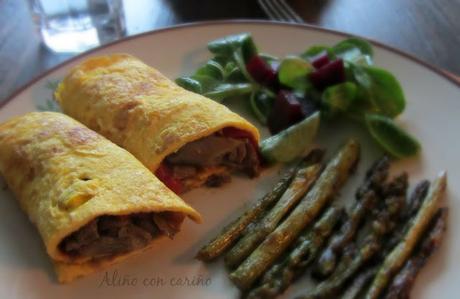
[59,212,184,260]
[165,134,260,188]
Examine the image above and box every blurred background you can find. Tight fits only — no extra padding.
[0,0,458,102]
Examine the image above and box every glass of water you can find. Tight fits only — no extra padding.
[29,0,126,53]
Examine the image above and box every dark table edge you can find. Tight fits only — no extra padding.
[1,19,458,109]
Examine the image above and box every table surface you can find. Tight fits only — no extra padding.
[1,0,459,103]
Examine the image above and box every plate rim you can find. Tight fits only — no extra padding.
[0,19,457,298]
[1,19,458,110]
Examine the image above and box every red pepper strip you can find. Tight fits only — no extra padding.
[155,164,184,194]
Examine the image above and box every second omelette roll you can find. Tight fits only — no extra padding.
[0,112,201,282]
[55,54,261,193]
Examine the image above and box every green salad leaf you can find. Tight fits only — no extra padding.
[301,38,373,65]
[195,60,225,80]
[204,83,253,102]
[250,91,275,124]
[232,47,257,84]
[278,56,313,91]
[321,82,358,118]
[365,113,420,158]
[301,46,334,61]
[333,37,373,64]
[176,33,260,102]
[192,75,220,91]
[261,112,320,163]
[175,77,202,93]
[208,33,258,63]
[351,65,406,118]
[224,61,245,82]
[176,33,420,160]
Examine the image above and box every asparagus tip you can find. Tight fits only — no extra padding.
[437,171,447,184]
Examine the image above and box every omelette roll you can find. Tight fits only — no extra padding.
[55,54,261,193]
[0,112,201,282]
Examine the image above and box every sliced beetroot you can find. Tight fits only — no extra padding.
[267,90,305,134]
[310,51,330,69]
[309,59,346,90]
[246,55,278,88]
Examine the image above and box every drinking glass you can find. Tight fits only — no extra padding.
[29,0,126,53]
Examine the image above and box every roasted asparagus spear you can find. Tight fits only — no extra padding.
[230,139,360,290]
[225,161,323,268]
[342,267,378,299]
[197,149,324,261]
[405,180,430,219]
[312,190,377,279]
[343,180,433,299]
[297,173,408,299]
[245,206,342,299]
[355,156,391,199]
[364,171,447,299]
[383,208,447,299]
[312,156,389,279]
[383,179,430,253]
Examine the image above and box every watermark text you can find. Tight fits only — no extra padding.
[98,270,212,288]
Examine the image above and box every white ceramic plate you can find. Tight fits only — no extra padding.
[0,21,458,299]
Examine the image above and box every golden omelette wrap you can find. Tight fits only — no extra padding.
[0,112,201,283]
[55,54,261,194]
